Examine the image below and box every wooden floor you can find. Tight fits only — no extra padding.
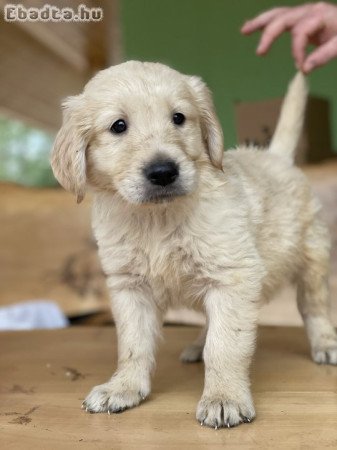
[1,326,337,449]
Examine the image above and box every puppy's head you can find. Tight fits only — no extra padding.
[51,61,224,204]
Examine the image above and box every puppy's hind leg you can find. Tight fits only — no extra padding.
[180,326,207,363]
[297,220,337,365]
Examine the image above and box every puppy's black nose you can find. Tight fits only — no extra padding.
[144,161,179,186]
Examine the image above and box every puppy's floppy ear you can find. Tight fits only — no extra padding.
[187,76,224,169]
[51,95,89,203]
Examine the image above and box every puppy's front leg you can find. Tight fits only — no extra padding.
[197,286,259,428]
[83,285,161,414]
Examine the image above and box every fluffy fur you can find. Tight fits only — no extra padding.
[51,61,337,428]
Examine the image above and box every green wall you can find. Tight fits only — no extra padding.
[121,0,337,151]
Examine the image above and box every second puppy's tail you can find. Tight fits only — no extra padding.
[268,72,308,164]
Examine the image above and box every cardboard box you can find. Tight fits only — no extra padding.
[235,96,334,165]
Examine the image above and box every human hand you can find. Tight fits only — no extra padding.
[241,2,337,73]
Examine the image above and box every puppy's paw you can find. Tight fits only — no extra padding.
[180,344,203,363]
[82,381,148,414]
[312,346,337,365]
[311,332,337,365]
[196,395,255,429]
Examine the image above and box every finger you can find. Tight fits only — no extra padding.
[256,11,303,54]
[291,16,324,68]
[303,36,337,72]
[241,8,287,34]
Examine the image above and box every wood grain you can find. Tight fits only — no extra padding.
[1,326,337,449]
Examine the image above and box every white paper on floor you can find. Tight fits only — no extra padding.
[0,300,69,330]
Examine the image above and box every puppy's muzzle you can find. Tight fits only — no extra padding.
[144,161,179,187]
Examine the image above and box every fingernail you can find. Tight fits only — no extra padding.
[256,46,264,55]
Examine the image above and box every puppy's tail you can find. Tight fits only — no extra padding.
[268,72,308,164]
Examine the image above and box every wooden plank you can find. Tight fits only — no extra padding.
[0,0,105,73]
[17,20,88,73]
[0,326,337,449]
[0,21,87,130]
[1,0,118,74]
[101,0,123,65]
[0,0,122,130]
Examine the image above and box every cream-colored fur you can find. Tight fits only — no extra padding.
[51,61,337,429]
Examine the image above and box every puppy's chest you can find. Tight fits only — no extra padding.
[134,231,200,282]
[103,222,203,288]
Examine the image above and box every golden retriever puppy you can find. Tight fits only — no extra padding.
[51,61,337,428]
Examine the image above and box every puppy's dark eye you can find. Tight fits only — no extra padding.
[110,119,127,134]
[173,113,185,126]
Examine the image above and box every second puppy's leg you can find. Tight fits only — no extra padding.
[83,285,161,413]
[180,326,207,363]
